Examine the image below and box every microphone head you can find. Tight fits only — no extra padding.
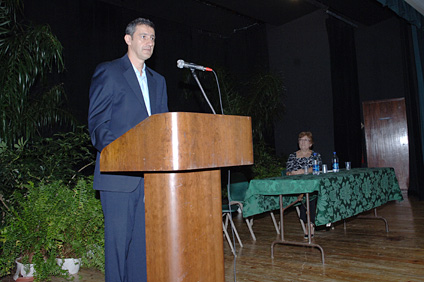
[177,59,185,69]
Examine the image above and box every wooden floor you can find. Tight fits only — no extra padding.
[223,190,424,282]
[2,191,423,282]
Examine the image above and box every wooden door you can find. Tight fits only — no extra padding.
[363,98,409,190]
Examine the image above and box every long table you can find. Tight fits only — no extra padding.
[243,167,403,263]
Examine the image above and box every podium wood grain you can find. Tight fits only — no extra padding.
[145,170,223,281]
[100,112,253,172]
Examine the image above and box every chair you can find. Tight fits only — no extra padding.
[227,172,281,240]
[222,204,243,256]
[227,172,258,240]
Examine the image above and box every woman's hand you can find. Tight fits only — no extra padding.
[287,169,303,175]
[287,168,311,175]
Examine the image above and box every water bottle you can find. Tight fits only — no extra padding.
[332,152,339,172]
[312,153,320,175]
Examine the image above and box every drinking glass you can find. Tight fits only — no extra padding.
[322,164,328,173]
[345,162,351,170]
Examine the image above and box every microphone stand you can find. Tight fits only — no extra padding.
[190,68,216,115]
[189,65,236,272]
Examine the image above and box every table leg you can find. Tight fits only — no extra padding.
[271,193,325,264]
[355,208,389,232]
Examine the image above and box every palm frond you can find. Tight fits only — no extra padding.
[0,0,74,146]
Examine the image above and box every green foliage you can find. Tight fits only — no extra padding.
[0,178,105,280]
[212,68,245,116]
[251,141,286,179]
[0,126,95,204]
[1,181,67,280]
[54,178,105,271]
[0,2,103,279]
[243,72,286,144]
[0,0,76,146]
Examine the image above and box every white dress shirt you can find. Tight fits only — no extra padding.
[132,64,151,116]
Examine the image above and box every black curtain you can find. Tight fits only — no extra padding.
[326,16,362,168]
[400,20,424,200]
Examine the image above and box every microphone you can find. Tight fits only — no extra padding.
[177,59,213,72]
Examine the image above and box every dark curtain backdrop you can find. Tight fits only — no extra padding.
[411,25,424,167]
[22,0,269,122]
[401,21,424,200]
[377,0,424,201]
[326,16,362,168]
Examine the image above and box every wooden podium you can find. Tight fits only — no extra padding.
[100,112,253,282]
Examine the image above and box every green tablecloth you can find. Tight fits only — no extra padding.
[243,167,403,226]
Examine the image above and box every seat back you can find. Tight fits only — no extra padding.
[229,172,249,202]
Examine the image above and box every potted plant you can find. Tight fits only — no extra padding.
[0,181,65,281]
[0,178,104,280]
[48,178,105,275]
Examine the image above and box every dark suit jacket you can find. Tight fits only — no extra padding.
[88,54,168,192]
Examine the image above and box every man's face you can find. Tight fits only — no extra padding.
[126,24,155,62]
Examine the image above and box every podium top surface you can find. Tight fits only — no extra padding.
[100,112,254,172]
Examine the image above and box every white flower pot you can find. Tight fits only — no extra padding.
[56,258,82,275]
[13,258,35,281]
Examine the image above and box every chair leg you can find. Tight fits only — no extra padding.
[227,215,243,247]
[230,202,256,241]
[222,221,236,256]
[245,218,256,241]
[224,214,229,229]
[295,206,307,235]
[270,211,280,235]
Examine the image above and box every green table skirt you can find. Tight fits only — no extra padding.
[243,167,403,226]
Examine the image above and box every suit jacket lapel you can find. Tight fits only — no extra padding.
[121,55,149,115]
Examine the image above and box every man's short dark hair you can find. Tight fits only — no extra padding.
[125,18,155,36]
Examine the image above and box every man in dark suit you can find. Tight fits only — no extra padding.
[88,18,168,282]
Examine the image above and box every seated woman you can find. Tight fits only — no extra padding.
[285,131,321,239]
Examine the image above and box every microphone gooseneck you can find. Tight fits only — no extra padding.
[177,59,224,114]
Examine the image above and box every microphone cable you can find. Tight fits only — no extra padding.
[211,70,224,115]
[227,170,238,282]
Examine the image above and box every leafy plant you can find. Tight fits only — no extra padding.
[0,181,65,280]
[50,178,104,269]
[0,126,95,212]
[243,72,286,144]
[0,178,105,280]
[0,0,76,147]
[251,140,286,179]
[0,2,102,279]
